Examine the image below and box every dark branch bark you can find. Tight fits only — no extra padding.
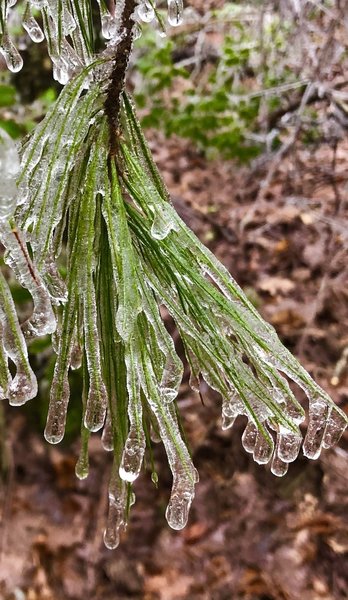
[104,0,137,156]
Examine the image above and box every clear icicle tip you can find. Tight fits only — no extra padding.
[166,489,194,530]
[0,36,23,73]
[167,0,184,27]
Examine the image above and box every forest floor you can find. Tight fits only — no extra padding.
[0,130,347,600]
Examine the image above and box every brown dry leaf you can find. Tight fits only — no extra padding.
[259,276,296,296]
[303,239,326,269]
[144,570,194,600]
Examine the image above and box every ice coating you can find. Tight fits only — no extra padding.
[0,271,37,405]
[0,128,20,220]
[0,223,56,339]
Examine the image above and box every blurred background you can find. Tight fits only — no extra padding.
[0,1,348,598]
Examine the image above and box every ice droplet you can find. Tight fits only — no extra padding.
[303,399,329,459]
[119,426,146,482]
[84,382,108,432]
[278,430,302,463]
[322,408,347,449]
[23,15,44,43]
[75,441,89,480]
[137,0,155,23]
[104,469,126,550]
[253,430,274,465]
[167,0,183,27]
[44,371,70,444]
[101,411,114,451]
[241,421,258,453]
[271,447,289,477]
[150,205,176,240]
[0,128,20,220]
[0,34,23,72]
[121,344,146,481]
[8,367,37,406]
[159,353,183,403]
[166,480,194,530]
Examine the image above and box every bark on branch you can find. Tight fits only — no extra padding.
[104,0,137,156]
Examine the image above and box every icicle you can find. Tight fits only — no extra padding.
[23,14,44,43]
[221,392,244,430]
[0,128,20,220]
[44,295,76,444]
[167,0,183,27]
[104,463,126,550]
[101,410,114,451]
[84,381,108,432]
[82,285,107,428]
[137,0,155,23]
[166,473,195,530]
[0,272,37,405]
[138,331,198,531]
[0,34,23,72]
[70,341,82,370]
[241,421,258,453]
[81,163,107,433]
[271,438,289,477]
[277,429,302,462]
[253,429,274,464]
[119,426,146,482]
[322,408,347,449]
[97,0,118,39]
[302,398,329,459]
[120,344,146,482]
[159,352,183,403]
[75,427,90,480]
[44,366,70,443]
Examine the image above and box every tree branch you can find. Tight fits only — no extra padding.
[104,0,137,156]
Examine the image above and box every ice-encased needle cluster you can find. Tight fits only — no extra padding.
[0,127,55,405]
[10,62,346,549]
[1,2,347,546]
[1,0,183,82]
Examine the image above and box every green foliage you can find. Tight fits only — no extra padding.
[133,9,300,160]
